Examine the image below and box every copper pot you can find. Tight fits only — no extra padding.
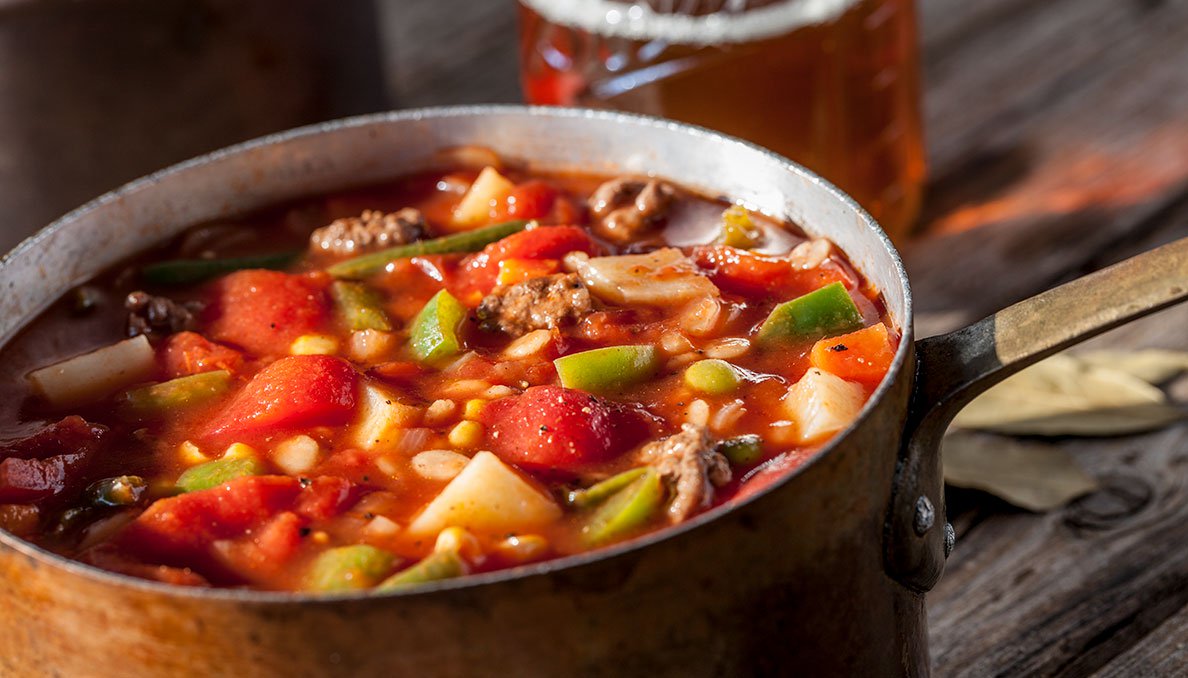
[0,107,1184,677]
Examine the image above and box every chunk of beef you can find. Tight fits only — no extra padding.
[125,291,202,338]
[0,416,107,504]
[587,177,676,244]
[476,273,593,336]
[636,424,731,522]
[310,208,425,255]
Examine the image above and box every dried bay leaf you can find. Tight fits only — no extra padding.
[942,432,1098,511]
[1075,349,1188,385]
[952,354,1187,436]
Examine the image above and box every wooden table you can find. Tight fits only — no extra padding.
[396,1,1188,674]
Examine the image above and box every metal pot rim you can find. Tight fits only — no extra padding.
[0,104,915,604]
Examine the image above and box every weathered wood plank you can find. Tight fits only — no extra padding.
[1092,602,1188,678]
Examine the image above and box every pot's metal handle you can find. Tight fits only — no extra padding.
[885,237,1188,592]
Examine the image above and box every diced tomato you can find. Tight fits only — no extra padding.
[206,270,329,357]
[575,309,664,346]
[205,355,357,442]
[117,475,301,572]
[81,545,211,587]
[491,180,559,222]
[455,226,599,297]
[162,331,245,378]
[0,416,106,504]
[691,246,853,299]
[212,510,306,581]
[496,258,561,287]
[480,385,655,475]
[294,476,356,520]
[809,323,896,384]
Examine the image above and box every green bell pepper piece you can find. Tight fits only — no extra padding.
[756,282,863,344]
[305,545,397,593]
[377,549,467,590]
[331,281,392,332]
[141,251,300,286]
[684,359,741,395]
[326,220,528,279]
[408,289,467,366]
[565,467,649,509]
[717,434,764,466]
[122,370,232,417]
[174,456,264,493]
[581,467,664,546]
[554,345,658,394]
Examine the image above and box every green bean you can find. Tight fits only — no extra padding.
[326,220,528,279]
[717,434,764,466]
[581,468,664,546]
[121,370,231,417]
[141,251,299,285]
[566,467,649,509]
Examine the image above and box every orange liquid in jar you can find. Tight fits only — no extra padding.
[518,0,926,241]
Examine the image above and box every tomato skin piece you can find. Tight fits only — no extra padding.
[295,476,357,520]
[117,475,302,572]
[162,331,245,378]
[492,181,558,221]
[206,270,329,357]
[205,355,358,442]
[481,385,654,475]
[691,246,853,298]
[456,226,599,297]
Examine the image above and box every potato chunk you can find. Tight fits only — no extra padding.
[28,335,155,408]
[782,368,866,444]
[453,166,515,227]
[409,451,561,536]
[565,249,719,306]
[352,383,422,451]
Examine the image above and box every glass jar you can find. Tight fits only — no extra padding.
[518,0,925,242]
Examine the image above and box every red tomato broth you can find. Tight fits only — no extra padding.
[0,162,895,592]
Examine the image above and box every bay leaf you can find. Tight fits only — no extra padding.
[942,432,1098,511]
[1075,349,1188,385]
[952,354,1187,436]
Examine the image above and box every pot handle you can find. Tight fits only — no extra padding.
[884,237,1188,592]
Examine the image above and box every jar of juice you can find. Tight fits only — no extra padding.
[518,0,925,241]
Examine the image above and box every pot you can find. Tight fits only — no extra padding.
[0,107,1184,677]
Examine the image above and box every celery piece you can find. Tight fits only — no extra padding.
[327,220,528,280]
[684,359,741,395]
[174,457,263,493]
[408,290,467,367]
[122,370,232,418]
[331,281,392,332]
[581,468,664,546]
[554,345,658,394]
[305,545,397,593]
[377,549,467,591]
[756,282,863,344]
[717,434,764,466]
[565,467,650,509]
[141,251,299,286]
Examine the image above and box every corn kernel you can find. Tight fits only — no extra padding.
[290,334,339,356]
[177,440,209,466]
[448,420,483,449]
[495,534,550,564]
[463,399,486,420]
[435,526,482,562]
[222,442,258,460]
[310,530,331,545]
